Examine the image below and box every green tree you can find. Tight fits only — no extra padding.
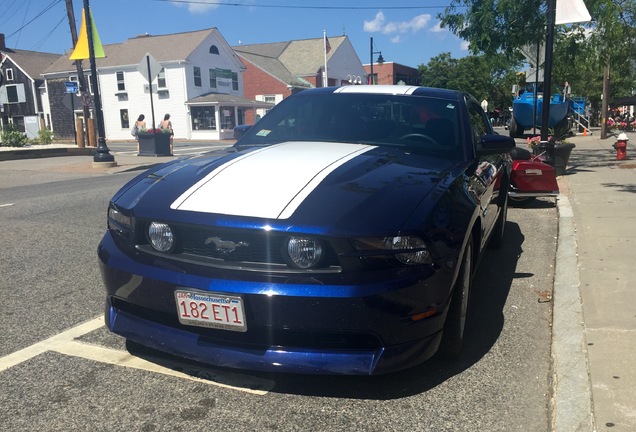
[440,0,636,137]
[419,53,521,114]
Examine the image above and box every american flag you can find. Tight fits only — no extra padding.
[325,36,331,54]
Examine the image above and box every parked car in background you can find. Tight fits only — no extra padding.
[233,124,252,140]
[99,85,514,375]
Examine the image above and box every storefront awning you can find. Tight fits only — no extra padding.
[610,95,636,107]
[186,92,274,108]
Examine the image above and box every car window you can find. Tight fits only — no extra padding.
[237,93,463,160]
[467,101,491,146]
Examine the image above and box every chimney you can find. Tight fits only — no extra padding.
[0,33,5,51]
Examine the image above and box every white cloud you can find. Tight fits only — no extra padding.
[171,0,220,14]
[363,11,386,33]
[365,12,431,36]
[460,41,470,51]
[407,14,430,32]
[390,36,401,43]
[430,22,445,33]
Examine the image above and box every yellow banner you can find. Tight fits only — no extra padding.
[69,8,105,60]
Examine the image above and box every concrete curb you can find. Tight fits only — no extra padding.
[551,192,595,431]
[0,146,96,161]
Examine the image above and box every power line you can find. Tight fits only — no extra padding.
[6,0,63,38]
[150,0,452,10]
[30,14,67,52]
[0,0,27,28]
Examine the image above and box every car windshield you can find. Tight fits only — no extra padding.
[236,92,463,159]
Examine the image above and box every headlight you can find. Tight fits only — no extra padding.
[284,237,324,269]
[353,236,431,265]
[390,236,431,265]
[108,206,132,231]
[147,222,175,252]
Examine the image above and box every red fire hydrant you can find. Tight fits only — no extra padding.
[615,132,628,160]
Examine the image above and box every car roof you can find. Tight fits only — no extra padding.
[304,85,465,101]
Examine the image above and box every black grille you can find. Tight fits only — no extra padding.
[175,226,286,264]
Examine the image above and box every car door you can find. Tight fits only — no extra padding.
[467,100,503,247]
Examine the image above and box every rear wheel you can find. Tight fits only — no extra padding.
[438,237,473,359]
[509,195,536,206]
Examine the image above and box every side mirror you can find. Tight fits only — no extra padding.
[477,134,515,156]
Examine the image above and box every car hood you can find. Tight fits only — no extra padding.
[114,141,460,235]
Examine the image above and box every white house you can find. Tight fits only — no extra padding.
[42,28,272,142]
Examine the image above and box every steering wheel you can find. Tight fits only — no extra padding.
[399,133,441,148]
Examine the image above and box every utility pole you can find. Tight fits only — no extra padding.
[65,0,91,143]
[601,61,610,140]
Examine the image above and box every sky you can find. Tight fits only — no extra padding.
[0,0,469,68]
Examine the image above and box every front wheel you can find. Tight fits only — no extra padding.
[509,117,517,138]
[438,237,473,359]
[489,186,508,249]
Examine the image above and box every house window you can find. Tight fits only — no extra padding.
[12,116,25,132]
[194,67,202,87]
[157,68,166,88]
[3,84,26,104]
[264,95,276,114]
[220,106,236,130]
[209,45,219,55]
[69,75,93,93]
[116,71,125,91]
[191,106,216,130]
[120,109,129,128]
[232,72,238,91]
[209,69,217,88]
[6,68,14,81]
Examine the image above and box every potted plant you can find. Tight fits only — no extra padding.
[525,124,576,176]
[137,128,172,156]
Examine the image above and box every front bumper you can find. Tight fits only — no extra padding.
[99,231,452,375]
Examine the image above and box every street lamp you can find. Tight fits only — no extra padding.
[369,37,384,85]
[347,74,362,85]
[83,0,115,167]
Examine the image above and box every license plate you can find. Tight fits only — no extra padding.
[175,290,247,332]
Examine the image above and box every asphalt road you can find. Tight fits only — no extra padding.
[0,157,557,431]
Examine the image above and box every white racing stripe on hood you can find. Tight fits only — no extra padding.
[171,142,376,219]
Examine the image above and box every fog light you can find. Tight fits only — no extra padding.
[148,222,174,252]
[284,237,323,269]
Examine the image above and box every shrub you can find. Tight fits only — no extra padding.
[38,128,54,144]
[0,124,28,147]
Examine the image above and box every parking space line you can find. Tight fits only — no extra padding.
[0,316,271,394]
[0,316,103,372]
[53,340,269,395]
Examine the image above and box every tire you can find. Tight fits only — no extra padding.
[509,118,517,138]
[509,196,536,206]
[489,185,508,249]
[438,237,473,359]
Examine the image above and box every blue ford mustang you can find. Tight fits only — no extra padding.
[99,85,514,375]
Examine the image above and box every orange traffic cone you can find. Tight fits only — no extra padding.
[583,128,587,136]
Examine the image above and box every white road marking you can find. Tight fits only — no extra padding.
[112,146,230,157]
[0,203,16,207]
[0,315,271,394]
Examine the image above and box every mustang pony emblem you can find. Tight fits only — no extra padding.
[205,237,249,255]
